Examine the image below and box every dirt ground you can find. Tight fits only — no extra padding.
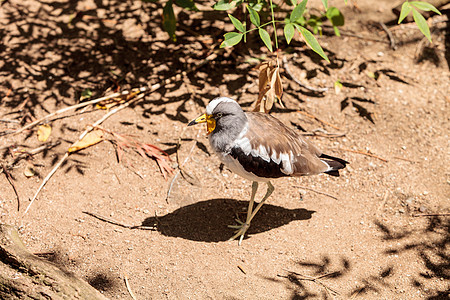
[1,0,449,299]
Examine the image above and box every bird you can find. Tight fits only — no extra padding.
[188,97,348,245]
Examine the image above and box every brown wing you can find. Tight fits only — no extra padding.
[245,112,329,176]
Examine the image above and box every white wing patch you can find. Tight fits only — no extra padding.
[280,151,294,175]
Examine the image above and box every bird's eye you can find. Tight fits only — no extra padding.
[216,112,223,118]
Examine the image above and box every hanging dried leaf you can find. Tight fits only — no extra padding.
[253,59,284,113]
[37,124,52,142]
[68,129,104,153]
[273,68,284,105]
[24,162,37,177]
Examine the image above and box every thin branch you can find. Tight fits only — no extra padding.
[12,87,149,135]
[124,274,137,300]
[393,156,418,163]
[279,270,340,296]
[294,185,338,200]
[282,56,329,93]
[2,164,20,211]
[10,141,61,166]
[379,22,397,50]
[340,148,388,162]
[166,132,199,203]
[82,211,156,230]
[297,110,341,131]
[413,213,450,217]
[24,93,147,215]
[23,51,219,215]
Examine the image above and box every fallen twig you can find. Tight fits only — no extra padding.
[413,213,450,217]
[82,211,156,230]
[237,265,246,274]
[298,110,341,131]
[393,156,418,163]
[24,51,219,214]
[379,22,397,50]
[166,131,200,203]
[10,141,61,167]
[279,270,340,296]
[24,93,148,214]
[294,185,338,200]
[1,164,20,211]
[340,148,388,162]
[299,128,346,138]
[12,87,149,135]
[282,56,329,93]
[124,274,137,300]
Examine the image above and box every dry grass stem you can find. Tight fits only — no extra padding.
[2,164,20,211]
[294,185,338,200]
[298,110,341,131]
[124,274,137,300]
[340,148,388,162]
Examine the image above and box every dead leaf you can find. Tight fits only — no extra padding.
[24,163,37,177]
[254,59,284,113]
[37,124,52,142]
[68,129,104,153]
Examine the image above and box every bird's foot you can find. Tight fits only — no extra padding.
[228,220,251,245]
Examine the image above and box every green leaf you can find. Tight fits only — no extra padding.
[333,25,340,37]
[213,0,235,11]
[174,0,198,11]
[326,7,344,27]
[398,2,411,24]
[412,8,432,42]
[81,89,92,101]
[163,0,177,41]
[250,2,263,11]
[248,5,260,27]
[284,23,295,44]
[228,14,245,33]
[410,1,441,15]
[321,0,328,9]
[220,32,243,48]
[290,0,307,23]
[296,25,329,62]
[258,28,273,52]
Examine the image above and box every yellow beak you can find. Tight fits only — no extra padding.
[188,113,216,134]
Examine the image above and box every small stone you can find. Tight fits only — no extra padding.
[419,206,427,213]
[399,208,405,214]
[406,198,413,205]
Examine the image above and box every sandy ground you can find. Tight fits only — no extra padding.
[0,0,449,299]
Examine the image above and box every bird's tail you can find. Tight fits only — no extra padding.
[320,154,349,177]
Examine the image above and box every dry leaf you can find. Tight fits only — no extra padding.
[24,163,37,177]
[254,59,284,113]
[68,129,104,153]
[96,98,125,110]
[37,124,52,142]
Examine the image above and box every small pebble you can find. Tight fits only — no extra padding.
[399,208,405,214]
[419,206,427,213]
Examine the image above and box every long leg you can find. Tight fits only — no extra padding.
[229,181,274,245]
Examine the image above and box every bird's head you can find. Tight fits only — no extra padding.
[188,97,245,135]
